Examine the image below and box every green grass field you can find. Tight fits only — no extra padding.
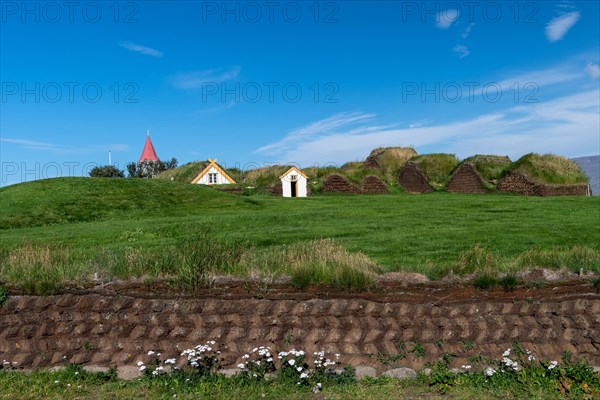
[1,178,599,293]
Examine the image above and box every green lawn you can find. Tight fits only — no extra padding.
[0,370,569,400]
[1,178,599,292]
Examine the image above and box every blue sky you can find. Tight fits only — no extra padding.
[1,0,599,186]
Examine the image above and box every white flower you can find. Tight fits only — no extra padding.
[461,365,472,369]
[300,372,308,379]
[237,364,245,369]
[147,351,155,356]
[54,380,59,384]
[242,354,250,359]
[502,349,511,357]
[484,367,495,377]
[137,361,144,367]
[528,355,536,361]
[317,383,322,388]
[288,359,296,366]
[296,367,303,372]
[139,365,146,371]
[548,361,558,370]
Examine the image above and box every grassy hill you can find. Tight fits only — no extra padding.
[0,178,251,229]
[1,177,599,293]
[507,153,589,185]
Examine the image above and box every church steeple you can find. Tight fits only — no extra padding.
[138,130,160,162]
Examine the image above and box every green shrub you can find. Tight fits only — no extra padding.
[0,287,8,307]
[593,278,600,293]
[89,165,125,178]
[499,274,518,292]
[473,274,498,290]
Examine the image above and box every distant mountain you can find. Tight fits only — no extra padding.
[572,156,599,196]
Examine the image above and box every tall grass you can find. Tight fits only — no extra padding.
[0,242,71,294]
[1,238,598,294]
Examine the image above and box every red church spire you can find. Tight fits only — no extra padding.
[138,130,160,162]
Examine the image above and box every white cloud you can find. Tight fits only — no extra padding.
[545,11,580,42]
[495,65,584,92]
[453,45,470,59]
[461,22,475,39]
[436,9,459,29]
[119,41,164,57]
[255,91,599,166]
[255,112,379,155]
[584,62,600,79]
[409,119,433,128]
[171,67,241,89]
[0,138,128,154]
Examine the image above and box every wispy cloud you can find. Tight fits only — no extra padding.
[495,65,584,91]
[255,90,599,165]
[453,45,470,59]
[119,41,164,57]
[409,119,433,128]
[545,11,580,42]
[585,62,600,79]
[461,22,475,39]
[1,138,128,154]
[171,67,241,89]
[436,9,459,29]
[255,112,380,155]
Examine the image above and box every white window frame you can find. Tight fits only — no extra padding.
[208,173,217,184]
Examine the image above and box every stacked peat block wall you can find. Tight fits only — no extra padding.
[446,164,487,194]
[397,162,432,193]
[360,176,388,194]
[322,174,360,194]
[362,156,380,170]
[536,183,591,196]
[498,172,591,196]
[498,172,538,195]
[1,289,599,371]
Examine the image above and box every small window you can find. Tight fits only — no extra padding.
[208,173,217,184]
[290,175,298,181]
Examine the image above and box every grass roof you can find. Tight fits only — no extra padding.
[410,153,460,188]
[157,161,207,183]
[462,155,512,184]
[366,147,418,182]
[507,153,589,185]
[157,161,243,184]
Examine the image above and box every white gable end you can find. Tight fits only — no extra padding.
[196,166,232,185]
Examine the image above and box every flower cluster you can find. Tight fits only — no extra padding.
[238,346,276,379]
[1,360,18,370]
[278,349,310,385]
[180,341,221,374]
[312,351,340,371]
[483,348,561,380]
[135,341,221,378]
